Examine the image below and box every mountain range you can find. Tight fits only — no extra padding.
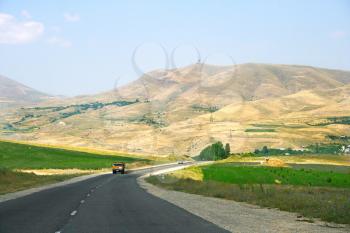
[1,63,349,156]
[0,75,53,108]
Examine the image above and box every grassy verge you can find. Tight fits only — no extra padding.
[147,177,350,224]
[0,168,81,195]
[146,163,350,224]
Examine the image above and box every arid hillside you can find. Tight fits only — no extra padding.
[1,64,349,156]
[0,75,54,108]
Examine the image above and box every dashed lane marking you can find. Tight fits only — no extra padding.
[70,210,77,216]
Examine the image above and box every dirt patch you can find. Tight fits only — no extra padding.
[261,158,288,167]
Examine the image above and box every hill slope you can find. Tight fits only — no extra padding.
[0,75,52,107]
[1,64,349,156]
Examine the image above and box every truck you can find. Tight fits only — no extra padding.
[112,162,125,174]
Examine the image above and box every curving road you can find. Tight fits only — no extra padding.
[0,164,229,233]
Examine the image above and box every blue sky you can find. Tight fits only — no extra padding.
[0,0,349,96]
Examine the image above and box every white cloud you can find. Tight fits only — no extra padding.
[330,30,346,39]
[0,13,44,44]
[47,36,72,48]
[21,10,31,19]
[64,12,80,22]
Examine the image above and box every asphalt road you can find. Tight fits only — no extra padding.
[0,164,229,233]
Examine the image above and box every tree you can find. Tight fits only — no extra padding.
[315,143,319,153]
[198,141,227,161]
[225,143,231,156]
[262,146,269,154]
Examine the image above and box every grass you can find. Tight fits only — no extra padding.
[201,164,350,188]
[0,168,80,195]
[147,162,350,224]
[290,164,350,174]
[147,177,350,224]
[0,140,166,195]
[0,140,148,170]
[0,138,152,159]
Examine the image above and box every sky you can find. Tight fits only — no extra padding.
[0,0,349,97]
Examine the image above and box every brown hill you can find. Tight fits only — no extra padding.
[1,64,349,156]
[0,75,52,107]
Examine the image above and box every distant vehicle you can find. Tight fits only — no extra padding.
[112,162,125,174]
[177,161,184,164]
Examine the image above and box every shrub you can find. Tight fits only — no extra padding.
[225,143,231,156]
[198,141,228,161]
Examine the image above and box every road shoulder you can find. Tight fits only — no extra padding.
[138,176,350,233]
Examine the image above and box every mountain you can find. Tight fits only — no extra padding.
[1,64,349,156]
[0,75,52,107]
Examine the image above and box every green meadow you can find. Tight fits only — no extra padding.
[202,163,350,188]
[0,140,147,170]
[148,162,350,224]
[0,140,149,194]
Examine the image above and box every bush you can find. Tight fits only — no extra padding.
[198,141,228,161]
[225,143,231,156]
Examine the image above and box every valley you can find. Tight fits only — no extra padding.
[1,2,349,232]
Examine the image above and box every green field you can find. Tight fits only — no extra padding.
[290,163,350,174]
[147,162,350,224]
[0,140,152,194]
[0,140,147,170]
[202,163,350,188]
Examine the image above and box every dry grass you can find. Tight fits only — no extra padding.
[16,168,106,176]
[262,158,289,167]
[0,168,79,195]
[169,166,204,181]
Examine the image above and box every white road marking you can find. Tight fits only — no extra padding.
[0,162,179,204]
[70,210,77,216]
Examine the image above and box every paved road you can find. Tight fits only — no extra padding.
[0,164,229,233]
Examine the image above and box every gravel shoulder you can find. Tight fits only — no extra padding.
[138,176,350,233]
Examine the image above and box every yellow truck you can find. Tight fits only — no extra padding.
[112,162,125,174]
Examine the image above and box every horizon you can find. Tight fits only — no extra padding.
[3,61,350,98]
[0,0,349,96]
